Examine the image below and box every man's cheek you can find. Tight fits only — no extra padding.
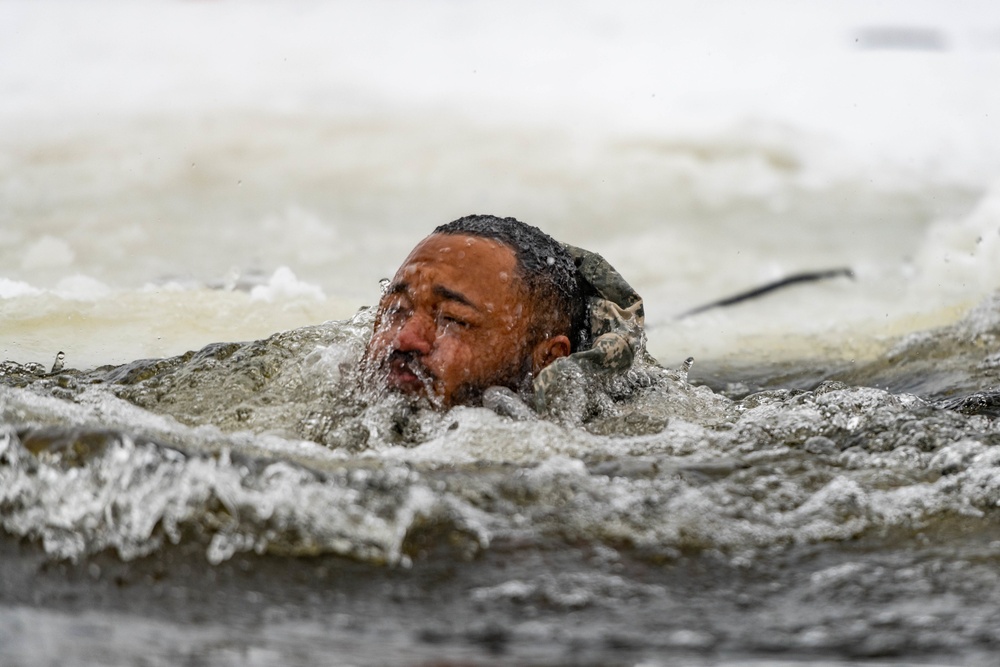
[368,321,397,355]
[428,341,468,379]
[455,348,480,382]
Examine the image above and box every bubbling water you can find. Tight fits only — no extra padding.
[3,293,1000,572]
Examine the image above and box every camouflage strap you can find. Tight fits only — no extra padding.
[533,245,647,414]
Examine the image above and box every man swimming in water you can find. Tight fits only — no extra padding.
[362,214,646,410]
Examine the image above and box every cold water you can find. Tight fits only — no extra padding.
[3,1,1000,665]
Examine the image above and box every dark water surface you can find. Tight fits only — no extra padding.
[3,532,999,667]
[4,298,1000,666]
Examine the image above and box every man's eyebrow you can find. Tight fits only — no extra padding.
[386,281,409,297]
[385,282,479,311]
[433,285,479,310]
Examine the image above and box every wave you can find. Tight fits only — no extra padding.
[4,298,1000,570]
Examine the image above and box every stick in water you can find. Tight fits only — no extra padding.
[676,268,854,320]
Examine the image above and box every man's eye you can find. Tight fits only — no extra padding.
[383,304,411,320]
[438,315,470,329]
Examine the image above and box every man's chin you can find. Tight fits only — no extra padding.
[376,370,446,408]
[362,362,518,410]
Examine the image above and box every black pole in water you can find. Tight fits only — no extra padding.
[675,267,855,320]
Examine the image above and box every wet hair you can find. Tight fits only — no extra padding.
[434,214,587,351]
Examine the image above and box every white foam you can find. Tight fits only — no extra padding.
[0,277,41,299]
[249,267,325,303]
[53,274,111,301]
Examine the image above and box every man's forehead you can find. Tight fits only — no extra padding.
[395,234,517,278]
[386,233,526,306]
[407,232,512,258]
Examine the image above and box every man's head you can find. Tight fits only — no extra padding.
[362,215,585,407]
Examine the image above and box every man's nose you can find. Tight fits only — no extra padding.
[393,312,434,354]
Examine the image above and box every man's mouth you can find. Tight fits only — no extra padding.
[385,352,435,392]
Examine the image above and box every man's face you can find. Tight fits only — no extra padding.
[363,233,538,407]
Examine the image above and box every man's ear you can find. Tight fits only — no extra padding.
[531,335,571,375]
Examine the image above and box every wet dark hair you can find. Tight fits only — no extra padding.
[434,214,587,351]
